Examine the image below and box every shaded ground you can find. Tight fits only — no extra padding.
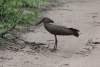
[0,0,100,67]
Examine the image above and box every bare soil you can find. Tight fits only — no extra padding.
[1,0,100,67]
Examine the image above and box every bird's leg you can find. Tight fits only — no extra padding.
[53,35,58,50]
[55,35,58,49]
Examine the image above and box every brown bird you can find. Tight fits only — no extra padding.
[36,17,80,51]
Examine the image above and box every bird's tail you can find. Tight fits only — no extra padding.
[69,28,79,37]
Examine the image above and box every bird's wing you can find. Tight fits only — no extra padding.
[46,24,73,35]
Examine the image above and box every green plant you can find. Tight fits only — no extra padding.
[0,0,49,29]
[0,0,50,45]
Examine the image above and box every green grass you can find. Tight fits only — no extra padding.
[0,0,50,45]
[0,0,49,30]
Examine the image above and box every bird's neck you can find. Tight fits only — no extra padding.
[44,23,52,29]
[44,22,50,26]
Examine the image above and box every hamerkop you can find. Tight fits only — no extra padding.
[36,17,80,51]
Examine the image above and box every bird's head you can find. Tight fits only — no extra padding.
[35,17,54,25]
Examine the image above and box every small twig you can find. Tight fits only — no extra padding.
[11,33,35,44]
[0,18,24,38]
[11,33,46,45]
[58,9,73,11]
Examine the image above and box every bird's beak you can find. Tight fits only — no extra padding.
[35,20,43,25]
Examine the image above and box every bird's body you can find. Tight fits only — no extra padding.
[44,23,79,37]
[36,17,80,51]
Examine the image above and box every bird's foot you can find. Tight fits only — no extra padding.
[50,48,57,52]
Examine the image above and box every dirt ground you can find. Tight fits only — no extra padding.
[1,0,100,67]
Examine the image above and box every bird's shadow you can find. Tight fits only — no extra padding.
[31,44,58,52]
